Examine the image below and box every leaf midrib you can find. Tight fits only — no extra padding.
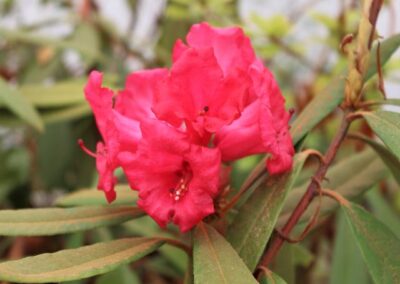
[0,238,162,282]
[0,208,142,231]
[199,223,228,284]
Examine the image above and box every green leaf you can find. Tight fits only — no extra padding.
[193,223,258,284]
[0,104,92,127]
[366,189,400,238]
[0,78,44,131]
[259,269,287,284]
[252,14,292,38]
[0,206,143,236]
[19,80,86,108]
[123,216,188,274]
[367,34,400,79]
[0,23,104,63]
[69,23,102,66]
[96,265,140,284]
[270,243,295,284]
[278,149,388,226]
[56,185,138,207]
[365,99,400,107]
[227,151,311,271]
[292,244,314,268]
[350,133,400,185]
[65,233,85,249]
[342,202,400,284]
[363,110,400,160]
[0,237,163,283]
[330,211,369,284]
[290,33,400,144]
[290,77,344,144]
[41,103,92,124]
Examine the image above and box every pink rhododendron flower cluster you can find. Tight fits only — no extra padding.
[83,22,294,232]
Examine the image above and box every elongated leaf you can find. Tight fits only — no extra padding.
[330,212,369,284]
[96,265,140,284]
[123,216,188,274]
[41,103,92,124]
[342,202,400,284]
[20,80,86,107]
[193,223,258,284]
[0,103,92,126]
[0,24,103,62]
[270,243,295,284]
[0,237,163,283]
[0,78,44,131]
[366,189,400,238]
[366,34,400,79]
[291,33,400,144]
[363,110,400,160]
[350,133,400,185]
[56,185,137,207]
[0,206,143,236]
[259,269,287,284]
[365,99,400,107]
[290,78,344,144]
[227,151,311,271]
[278,149,388,226]
[292,244,314,268]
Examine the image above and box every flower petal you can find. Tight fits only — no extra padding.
[84,71,141,202]
[115,68,168,121]
[186,22,256,75]
[119,119,221,231]
[215,61,294,174]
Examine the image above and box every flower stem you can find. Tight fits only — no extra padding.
[255,0,383,275]
[256,110,351,274]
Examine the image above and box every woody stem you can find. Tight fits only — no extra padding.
[256,110,351,275]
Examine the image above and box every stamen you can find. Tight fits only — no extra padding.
[169,162,193,202]
[169,177,190,202]
[78,139,97,158]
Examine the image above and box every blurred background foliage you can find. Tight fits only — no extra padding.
[0,0,399,283]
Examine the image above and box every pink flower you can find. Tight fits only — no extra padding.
[153,24,253,141]
[119,119,221,232]
[83,70,166,201]
[84,72,139,202]
[115,69,168,121]
[154,22,294,173]
[83,22,294,231]
[215,60,294,174]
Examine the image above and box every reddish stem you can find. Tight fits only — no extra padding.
[256,111,351,273]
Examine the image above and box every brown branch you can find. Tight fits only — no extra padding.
[256,110,351,275]
[275,183,322,244]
